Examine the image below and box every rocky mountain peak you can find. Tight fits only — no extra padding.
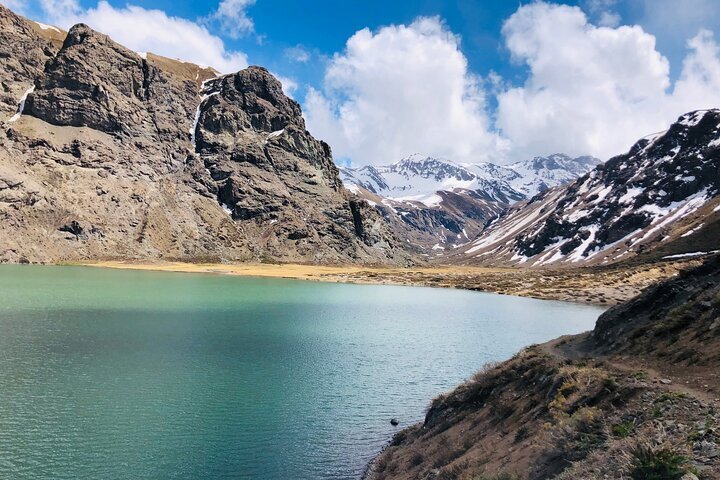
[25,21,197,159]
[0,6,409,265]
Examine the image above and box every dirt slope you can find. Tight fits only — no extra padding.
[366,256,720,479]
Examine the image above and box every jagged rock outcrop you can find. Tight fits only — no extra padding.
[0,5,59,121]
[26,23,197,151]
[0,6,411,265]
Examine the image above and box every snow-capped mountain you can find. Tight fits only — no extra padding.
[505,154,600,198]
[340,153,600,206]
[340,153,599,251]
[457,109,720,266]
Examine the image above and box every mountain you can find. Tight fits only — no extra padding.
[341,153,599,204]
[340,153,600,250]
[0,6,411,265]
[457,109,720,267]
[504,153,600,198]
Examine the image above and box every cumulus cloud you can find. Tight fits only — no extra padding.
[206,0,255,39]
[305,2,720,166]
[303,17,507,166]
[496,2,720,161]
[41,0,248,73]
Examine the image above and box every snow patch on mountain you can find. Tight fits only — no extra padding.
[457,109,720,267]
[340,153,600,208]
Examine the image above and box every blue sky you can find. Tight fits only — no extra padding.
[6,0,720,165]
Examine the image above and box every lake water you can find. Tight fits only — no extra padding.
[0,266,604,479]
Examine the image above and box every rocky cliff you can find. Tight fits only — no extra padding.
[0,5,410,265]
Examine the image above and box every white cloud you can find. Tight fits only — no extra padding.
[284,45,311,63]
[672,30,720,112]
[582,0,620,27]
[39,0,78,19]
[303,16,507,166]
[496,2,720,161]
[206,0,255,39]
[272,72,298,98]
[42,0,248,73]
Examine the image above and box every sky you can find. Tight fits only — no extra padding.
[4,0,720,166]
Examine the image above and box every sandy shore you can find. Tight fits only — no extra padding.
[81,259,700,306]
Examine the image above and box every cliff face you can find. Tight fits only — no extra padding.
[367,256,720,479]
[0,6,410,264]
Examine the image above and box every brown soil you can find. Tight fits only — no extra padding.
[364,257,720,480]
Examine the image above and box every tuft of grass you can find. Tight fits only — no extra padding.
[654,392,687,404]
[409,451,424,467]
[472,473,519,480]
[612,420,636,438]
[629,445,688,480]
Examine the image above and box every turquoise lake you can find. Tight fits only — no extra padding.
[0,266,605,479]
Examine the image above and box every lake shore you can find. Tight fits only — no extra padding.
[79,259,700,306]
[362,256,720,480]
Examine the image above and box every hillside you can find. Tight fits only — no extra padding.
[365,255,720,479]
[457,110,720,267]
[0,5,410,265]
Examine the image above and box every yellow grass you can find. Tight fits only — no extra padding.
[83,260,509,281]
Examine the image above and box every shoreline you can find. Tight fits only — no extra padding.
[76,259,701,307]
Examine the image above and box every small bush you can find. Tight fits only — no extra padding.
[630,445,687,480]
[612,420,636,438]
[410,452,424,466]
[514,426,529,443]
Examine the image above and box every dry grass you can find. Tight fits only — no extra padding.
[79,258,701,306]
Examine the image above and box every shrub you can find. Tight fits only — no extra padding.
[612,420,636,438]
[630,445,687,480]
[410,452,424,467]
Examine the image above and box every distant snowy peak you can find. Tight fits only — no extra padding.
[505,154,600,198]
[458,109,720,267]
[340,153,600,208]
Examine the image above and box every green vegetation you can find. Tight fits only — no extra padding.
[630,445,688,480]
[654,392,688,404]
[611,420,636,438]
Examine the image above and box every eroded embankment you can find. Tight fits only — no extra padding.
[365,256,720,480]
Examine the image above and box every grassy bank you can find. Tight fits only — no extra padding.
[80,259,700,306]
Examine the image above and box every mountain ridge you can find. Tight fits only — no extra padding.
[340,152,600,205]
[456,109,720,267]
[0,5,411,265]
[340,153,600,251]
